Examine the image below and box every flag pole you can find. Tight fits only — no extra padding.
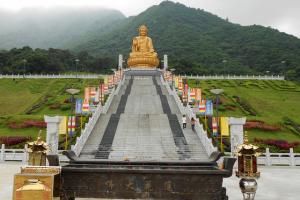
[65,116,68,150]
[220,117,223,152]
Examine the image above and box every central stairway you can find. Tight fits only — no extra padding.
[80,71,208,161]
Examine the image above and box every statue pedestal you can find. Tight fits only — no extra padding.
[129,66,158,71]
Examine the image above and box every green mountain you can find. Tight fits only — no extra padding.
[76,1,300,76]
[0,7,125,49]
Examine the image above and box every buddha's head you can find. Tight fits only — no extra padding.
[139,25,148,36]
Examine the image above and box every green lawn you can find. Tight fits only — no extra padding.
[188,79,300,150]
[0,78,100,144]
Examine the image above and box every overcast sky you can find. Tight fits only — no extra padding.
[0,0,299,38]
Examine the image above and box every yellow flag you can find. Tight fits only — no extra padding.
[59,116,67,135]
[220,117,229,136]
[175,76,179,88]
[104,76,108,85]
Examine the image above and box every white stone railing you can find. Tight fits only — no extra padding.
[0,144,69,163]
[0,74,104,79]
[71,103,103,156]
[71,74,125,156]
[179,74,285,80]
[257,148,300,166]
[160,75,217,157]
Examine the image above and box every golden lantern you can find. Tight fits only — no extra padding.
[235,132,261,200]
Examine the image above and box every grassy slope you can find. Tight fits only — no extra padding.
[188,79,300,150]
[0,78,99,141]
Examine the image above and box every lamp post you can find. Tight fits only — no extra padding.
[111,68,116,89]
[65,88,80,149]
[210,88,224,151]
[170,68,176,90]
[22,59,27,78]
[222,59,227,71]
[75,59,79,78]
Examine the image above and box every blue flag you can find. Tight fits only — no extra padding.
[75,99,83,114]
[205,100,213,116]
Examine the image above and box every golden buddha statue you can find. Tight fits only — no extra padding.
[127,25,159,68]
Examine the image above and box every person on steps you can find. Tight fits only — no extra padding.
[191,117,196,131]
[182,115,187,129]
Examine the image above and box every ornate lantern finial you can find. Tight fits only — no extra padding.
[27,130,50,166]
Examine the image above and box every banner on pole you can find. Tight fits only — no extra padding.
[199,100,206,115]
[59,116,67,135]
[75,99,83,114]
[68,116,76,136]
[195,88,201,104]
[212,117,218,136]
[220,117,229,136]
[205,100,214,116]
[82,99,90,114]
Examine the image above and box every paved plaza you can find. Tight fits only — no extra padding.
[0,161,299,200]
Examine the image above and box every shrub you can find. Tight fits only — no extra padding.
[254,138,300,150]
[60,104,71,111]
[49,103,61,109]
[8,120,46,129]
[0,136,32,146]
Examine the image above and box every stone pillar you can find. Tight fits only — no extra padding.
[44,116,62,154]
[118,54,123,69]
[229,117,246,156]
[163,54,168,70]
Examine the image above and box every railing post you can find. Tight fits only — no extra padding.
[266,148,271,166]
[22,144,28,164]
[0,144,5,162]
[290,148,295,166]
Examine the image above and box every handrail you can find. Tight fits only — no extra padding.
[72,74,125,156]
[160,75,217,157]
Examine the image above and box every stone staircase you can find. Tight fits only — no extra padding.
[79,72,209,161]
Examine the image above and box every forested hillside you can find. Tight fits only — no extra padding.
[76,1,300,79]
[0,7,125,49]
[1,1,300,80]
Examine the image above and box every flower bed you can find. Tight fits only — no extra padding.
[245,120,281,131]
[254,138,300,150]
[8,120,46,129]
[0,136,32,146]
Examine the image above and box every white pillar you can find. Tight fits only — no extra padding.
[229,117,246,156]
[0,144,5,162]
[44,116,62,154]
[290,148,295,166]
[22,144,28,165]
[118,54,123,69]
[265,148,271,166]
[163,54,168,70]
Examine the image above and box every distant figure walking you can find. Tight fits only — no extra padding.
[182,115,187,129]
[191,117,196,131]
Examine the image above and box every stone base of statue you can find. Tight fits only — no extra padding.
[127,56,159,68]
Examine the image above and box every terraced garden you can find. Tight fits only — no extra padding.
[0,78,100,148]
[188,79,300,152]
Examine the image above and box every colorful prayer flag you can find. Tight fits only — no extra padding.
[199,100,206,114]
[82,99,90,113]
[189,88,196,103]
[195,88,201,104]
[212,117,218,136]
[68,116,76,136]
[178,78,183,95]
[89,87,96,101]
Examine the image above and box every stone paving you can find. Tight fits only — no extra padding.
[1,162,299,200]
